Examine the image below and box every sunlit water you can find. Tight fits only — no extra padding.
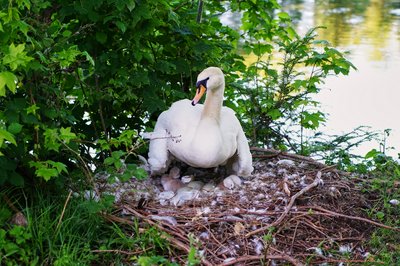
[284,0,400,157]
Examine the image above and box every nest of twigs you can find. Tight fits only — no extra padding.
[101,148,399,265]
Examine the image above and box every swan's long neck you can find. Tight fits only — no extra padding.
[201,85,224,121]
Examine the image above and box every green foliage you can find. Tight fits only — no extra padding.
[359,151,400,264]
[0,225,39,266]
[303,126,379,170]
[0,188,174,265]
[229,25,355,149]
[100,129,148,181]
[29,160,68,181]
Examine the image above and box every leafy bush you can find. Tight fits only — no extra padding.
[228,26,355,151]
[0,0,355,187]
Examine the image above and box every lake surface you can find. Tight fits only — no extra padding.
[283,0,400,157]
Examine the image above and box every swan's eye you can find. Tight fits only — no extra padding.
[196,77,210,89]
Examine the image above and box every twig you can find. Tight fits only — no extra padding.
[314,258,383,264]
[101,212,135,225]
[301,205,400,232]
[56,191,73,232]
[96,75,108,140]
[290,222,300,254]
[252,153,280,159]
[91,249,148,255]
[141,132,182,140]
[193,221,226,261]
[246,172,322,237]
[101,212,201,260]
[3,195,20,213]
[251,147,350,176]
[123,205,214,266]
[218,254,304,266]
[250,147,322,166]
[319,164,338,172]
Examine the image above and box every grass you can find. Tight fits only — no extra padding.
[360,156,400,265]
[0,185,173,266]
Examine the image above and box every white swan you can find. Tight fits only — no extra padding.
[147,67,253,177]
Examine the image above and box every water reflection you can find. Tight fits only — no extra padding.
[282,0,400,56]
[280,0,400,156]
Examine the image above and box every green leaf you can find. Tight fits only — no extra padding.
[376,211,385,220]
[26,104,40,115]
[52,45,81,68]
[82,51,95,66]
[36,168,58,181]
[0,129,17,146]
[43,128,61,152]
[126,164,148,180]
[104,157,115,166]
[126,0,135,12]
[59,127,76,144]
[8,123,23,134]
[365,149,380,159]
[29,160,66,181]
[48,161,68,174]
[133,167,148,180]
[267,109,282,120]
[3,43,33,70]
[0,71,18,96]
[111,150,125,159]
[277,12,290,20]
[115,21,127,33]
[286,26,298,39]
[62,30,72,37]
[301,111,325,129]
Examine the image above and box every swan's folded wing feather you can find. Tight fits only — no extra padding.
[235,126,254,176]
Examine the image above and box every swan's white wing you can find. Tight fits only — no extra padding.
[221,107,253,176]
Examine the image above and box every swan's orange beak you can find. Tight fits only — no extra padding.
[191,84,207,106]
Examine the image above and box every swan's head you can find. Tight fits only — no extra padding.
[191,67,225,106]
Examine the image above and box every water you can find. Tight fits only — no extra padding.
[282,0,400,157]
[221,0,400,157]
